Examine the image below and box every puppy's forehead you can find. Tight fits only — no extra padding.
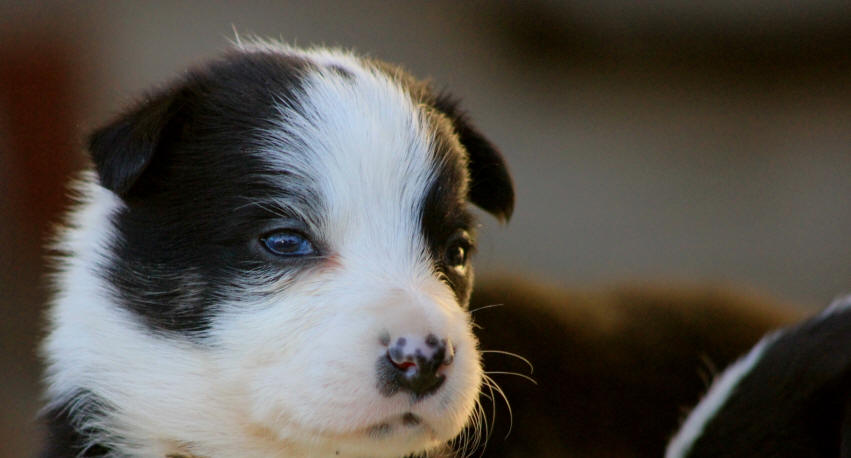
[251,50,469,255]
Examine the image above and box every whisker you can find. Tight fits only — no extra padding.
[231,24,242,46]
[461,422,481,454]
[483,373,514,440]
[480,350,535,375]
[698,353,718,388]
[456,412,469,457]
[484,370,538,385]
[451,393,485,458]
[464,401,481,458]
[475,398,487,456]
[482,375,498,452]
[469,303,504,314]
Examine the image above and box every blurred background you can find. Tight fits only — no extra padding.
[1,1,850,456]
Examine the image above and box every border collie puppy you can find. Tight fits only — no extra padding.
[40,42,513,458]
[667,296,851,458]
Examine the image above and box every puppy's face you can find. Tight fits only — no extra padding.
[46,45,513,457]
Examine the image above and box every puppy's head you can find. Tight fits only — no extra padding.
[45,44,512,457]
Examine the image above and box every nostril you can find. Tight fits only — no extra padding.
[443,341,455,366]
[425,333,438,347]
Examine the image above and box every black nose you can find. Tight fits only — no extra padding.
[384,334,454,398]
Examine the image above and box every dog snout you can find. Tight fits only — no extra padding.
[383,333,454,397]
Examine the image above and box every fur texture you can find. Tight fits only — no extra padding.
[41,42,513,458]
[667,296,851,457]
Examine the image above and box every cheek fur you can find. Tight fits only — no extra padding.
[212,269,481,443]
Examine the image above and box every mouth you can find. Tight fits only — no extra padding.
[365,412,434,440]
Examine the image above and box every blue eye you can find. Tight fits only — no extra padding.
[260,230,316,257]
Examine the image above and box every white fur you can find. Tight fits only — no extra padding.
[665,331,779,457]
[43,45,482,457]
[815,294,851,319]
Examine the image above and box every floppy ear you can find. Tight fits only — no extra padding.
[433,93,515,222]
[88,87,188,197]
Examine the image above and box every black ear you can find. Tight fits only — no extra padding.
[433,93,515,222]
[88,87,188,196]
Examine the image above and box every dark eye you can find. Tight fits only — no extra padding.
[260,230,316,257]
[445,233,472,269]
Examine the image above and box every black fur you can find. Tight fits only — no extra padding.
[431,92,514,223]
[419,135,476,304]
[90,51,318,335]
[41,393,111,458]
[88,91,183,196]
[89,52,309,198]
[680,301,851,457]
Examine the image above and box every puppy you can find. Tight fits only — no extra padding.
[470,279,798,458]
[40,42,513,458]
[667,296,851,457]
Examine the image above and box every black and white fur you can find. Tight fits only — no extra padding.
[41,42,513,457]
[667,296,851,457]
